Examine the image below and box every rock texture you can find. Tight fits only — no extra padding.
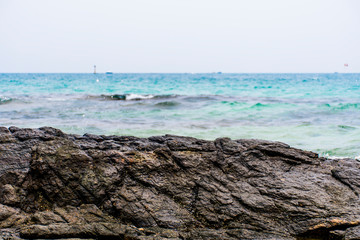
[0,126,359,240]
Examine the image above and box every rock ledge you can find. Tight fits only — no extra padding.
[0,126,359,239]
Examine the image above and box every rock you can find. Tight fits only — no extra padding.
[344,225,360,240]
[0,126,359,239]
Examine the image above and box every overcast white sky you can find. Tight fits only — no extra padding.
[0,0,359,73]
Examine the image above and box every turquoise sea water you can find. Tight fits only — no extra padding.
[1,73,360,158]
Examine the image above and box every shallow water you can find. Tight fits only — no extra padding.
[1,73,360,158]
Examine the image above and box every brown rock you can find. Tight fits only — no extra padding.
[0,126,359,239]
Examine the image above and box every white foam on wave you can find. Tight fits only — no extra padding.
[321,153,360,161]
[126,94,154,100]
[0,96,11,101]
[326,156,348,160]
[45,98,70,101]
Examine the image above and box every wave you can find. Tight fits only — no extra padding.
[322,154,360,161]
[321,103,360,110]
[250,103,271,109]
[338,125,357,130]
[155,101,180,107]
[334,103,360,110]
[182,95,220,102]
[0,96,12,105]
[89,94,178,101]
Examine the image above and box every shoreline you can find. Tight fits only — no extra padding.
[2,72,360,159]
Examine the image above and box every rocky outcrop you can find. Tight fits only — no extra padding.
[0,126,359,240]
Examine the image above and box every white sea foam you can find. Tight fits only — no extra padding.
[321,153,360,161]
[326,156,349,160]
[0,96,11,101]
[126,94,154,100]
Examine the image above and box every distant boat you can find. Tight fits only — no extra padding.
[106,71,113,74]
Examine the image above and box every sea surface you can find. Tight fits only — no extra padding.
[1,73,360,158]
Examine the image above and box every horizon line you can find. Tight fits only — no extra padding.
[0,72,358,74]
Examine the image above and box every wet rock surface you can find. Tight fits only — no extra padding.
[0,126,359,240]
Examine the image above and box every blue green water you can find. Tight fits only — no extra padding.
[1,73,360,158]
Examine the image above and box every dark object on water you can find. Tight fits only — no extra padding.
[0,127,359,239]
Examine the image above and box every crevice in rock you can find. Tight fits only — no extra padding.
[28,155,89,209]
[331,169,359,197]
[189,183,199,214]
[97,166,127,208]
[296,223,360,240]
[77,181,101,204]
[54,210,70,223]
[232,195,258,213]
[171,154,189,171]
[132,187,162,228]
[20,232,127,240]
[255,147,315,165]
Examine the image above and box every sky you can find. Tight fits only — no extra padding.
[0,0,359,73]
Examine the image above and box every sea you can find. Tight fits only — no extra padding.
[1,73,360,159]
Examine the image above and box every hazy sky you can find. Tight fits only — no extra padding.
[1,0,359,73]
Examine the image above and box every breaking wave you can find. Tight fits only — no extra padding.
[93,94,178,101]
[0,96,12,105]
